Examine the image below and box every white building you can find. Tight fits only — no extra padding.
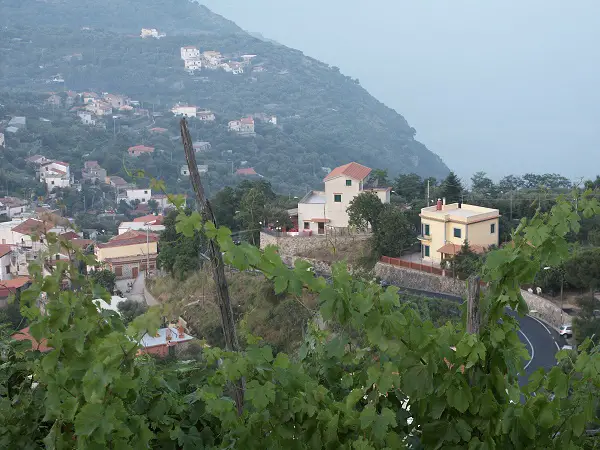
[181,46,200,60]
[180,165,208,176]
[117,222,165,235]
[297,162,391,234]
[117,188,152,205]
[202,51,222,68]
[8,117,26,130]
[0,244,16,281]
[171,105,197,118]
[39,161,72,191]
[0,132,4,148]
[77,111,96,125]
[197,110,215,121]
[141,28,164,39]
[184,58,202,72]
[228,117,255,135]
[0,197,29,219]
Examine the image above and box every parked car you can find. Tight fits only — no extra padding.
[559,324,573,338]
[561,345,573,351]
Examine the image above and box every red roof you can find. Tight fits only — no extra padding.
[12,327,52,352]
[97,230,159,249]
[149,127,167,133]
[0,244,12,257]
[52,161,70,167]
[0,277,31,298]
[60,231,80,240]
[324,162,372,182]
[240,117,254,125]
[133,214,164,224]
[84,160,101,169]
[70,239,94,249]
[128,145,155,154]
[11,219,50,235]
[236,167,257,176]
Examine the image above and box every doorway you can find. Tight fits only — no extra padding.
[132,267,139,279]
[318,222,325,235]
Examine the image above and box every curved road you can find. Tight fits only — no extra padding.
[393,286,566,384]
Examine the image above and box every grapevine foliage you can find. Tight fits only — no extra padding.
[0,194,599,449]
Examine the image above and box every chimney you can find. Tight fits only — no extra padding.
[436,199,442,211]
[177,324,185,339]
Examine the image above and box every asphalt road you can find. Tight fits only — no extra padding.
[393,286,566,384]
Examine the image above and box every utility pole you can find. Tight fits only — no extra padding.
[426,179,430,205]
[467,275,481,334]
[180,118,244,414]
[510,190,513,223]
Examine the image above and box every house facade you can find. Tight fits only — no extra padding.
[181,46,200,60]
[0,244,15,281]
[297,162,391,234]
[95,230,159,279]
[77,110,96,125]
[0,197,29,218]
[39,161,71,191]
[117,188,152,205]
[0,132,4,148]
[171,105,197,117]
[184,58,202,72]
[127,145,155,157]
[419,200,500,264]
[229,117,255,135]
[180,165,208,176]
[82,161,107,182]
[197,110,215,121]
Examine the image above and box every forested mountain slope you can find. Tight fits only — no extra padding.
[0,0,449,191]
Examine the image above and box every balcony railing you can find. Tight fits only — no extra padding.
[417,234,432,241]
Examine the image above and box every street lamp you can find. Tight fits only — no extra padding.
[544,266,564,325]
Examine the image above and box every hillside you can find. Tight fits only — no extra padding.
[0,0,449,193]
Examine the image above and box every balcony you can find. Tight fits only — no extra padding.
[417,234,432,241]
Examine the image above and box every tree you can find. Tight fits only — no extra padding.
[449,241,484,280]
[564,248,600,292]
[470,171,497,197]
[147,199,159,214]
[237,187,267,245]
[157,209,205,280]
[498,174,524,192]
[212,186,238,230]
[117,299,148,325]
[90,269,116,294]
[347,191,384,232]
[439,171,464,203]
[367,168,389,187]
[371,204,415,257]
[393,173,424,201]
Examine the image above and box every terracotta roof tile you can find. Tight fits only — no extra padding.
[133,214,164,224]
[324,162,372,182]
[236,167,257,176]
[12,326,51,352]
[97,230,159,249]
[0,244,12,257]
[437,243,487,256]
[11,219,51,235]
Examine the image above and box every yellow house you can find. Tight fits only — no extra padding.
[419,200,499,264]
[95,230,159,279]
[298,162,391,234]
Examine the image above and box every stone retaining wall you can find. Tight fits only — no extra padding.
[260,231,369,257]
[374,262,467,298]
[520,289,572,329]
[281,255,335,276]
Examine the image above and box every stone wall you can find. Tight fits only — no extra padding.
[260,231,369,257]
[281,255,336,276]
[374,262,467,298]
[520,289,572,330]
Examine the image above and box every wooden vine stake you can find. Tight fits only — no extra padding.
[180,118,244,414]
[467,275,481,334]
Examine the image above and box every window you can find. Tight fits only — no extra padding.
[334,194,342,203]
[5,265,10,274]
[144,190,148,194]
[304,222,310,230]
[424,224,430,236]
[453,228,462,238]
[424,245,430,257]
[490,223,496,234]
[114,266,123,277]
[346,179,352,186]
[55,254,60,260]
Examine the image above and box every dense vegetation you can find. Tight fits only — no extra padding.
[1,195,600,448]
[0,0,449,198]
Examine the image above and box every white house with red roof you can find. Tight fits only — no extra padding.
[180,46,200,60]
[127,145,155,157]
[228,117,255,136]
[38,160,72,190]
[297,162,391,234]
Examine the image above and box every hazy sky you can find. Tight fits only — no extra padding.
[201,0,600,181]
